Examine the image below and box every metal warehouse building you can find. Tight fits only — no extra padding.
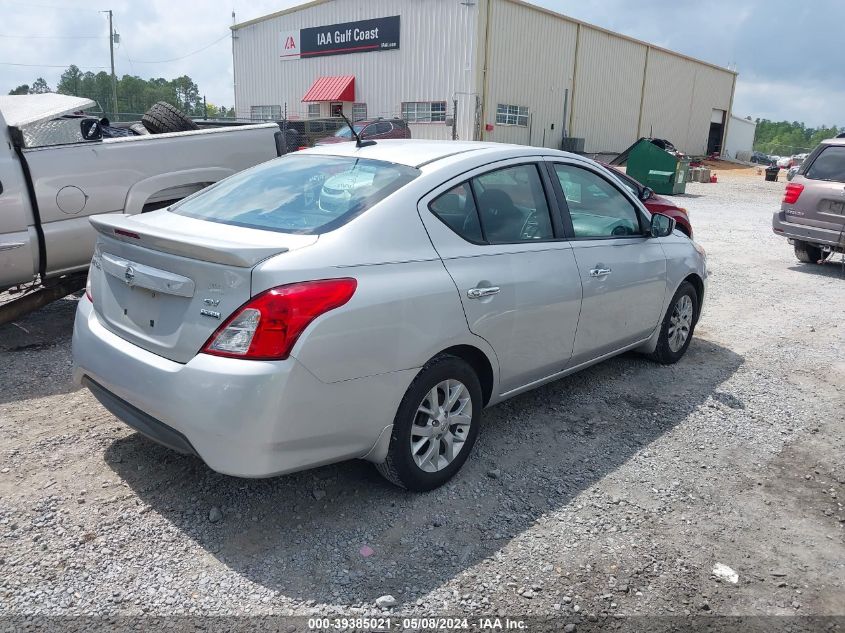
[231,0,738,156]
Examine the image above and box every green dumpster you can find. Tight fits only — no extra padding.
[625,138,690,195]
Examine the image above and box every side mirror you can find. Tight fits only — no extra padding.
[80,118,102,141]
[650,212,676,238]
[640,186,654,201]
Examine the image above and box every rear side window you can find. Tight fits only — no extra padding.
[472,164,554,243]
[171,155,419,234]
[430,183,483,242]
[429,164,554,244]
[804,145,845,182]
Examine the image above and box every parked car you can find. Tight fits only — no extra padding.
[791,153,809,167]
[777,156,793,169]
[316,118,411,145]
[283,117,346,148]
[72,140,707,491]
[603,164,693,237]
[0,94,286,322]
[772,137,845,263]
[750,151,774,166]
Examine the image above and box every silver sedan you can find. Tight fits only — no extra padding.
[72,140,707,490]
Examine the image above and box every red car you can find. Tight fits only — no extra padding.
[316,118,411,145]
[603,164,693,238]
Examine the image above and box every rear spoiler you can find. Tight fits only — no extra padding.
[90,213,290,268]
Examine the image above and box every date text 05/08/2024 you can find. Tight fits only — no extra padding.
[308,617,527,630]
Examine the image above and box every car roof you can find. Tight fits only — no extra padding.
[298,139,580,169]
[821,137,845,146]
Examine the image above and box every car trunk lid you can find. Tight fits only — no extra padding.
[89,211,317,363]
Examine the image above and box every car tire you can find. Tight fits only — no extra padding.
[794,241,826,264]
[376,354,482,491]
[129,122,150,136]
[141,101,199,134]
[648,281,698,365]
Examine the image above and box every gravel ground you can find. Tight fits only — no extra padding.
[0,171,843,629]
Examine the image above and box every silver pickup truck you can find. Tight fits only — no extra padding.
[0,94,286,322]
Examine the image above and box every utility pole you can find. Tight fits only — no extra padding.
[104,10,118,119]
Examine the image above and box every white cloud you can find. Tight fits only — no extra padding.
[2,0,842,127]
[733,77,845,128]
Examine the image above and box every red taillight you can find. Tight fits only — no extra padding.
[783,183,804,205]
[114,228,141,239]
[201,278,357,360]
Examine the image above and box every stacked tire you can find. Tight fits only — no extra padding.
[140,101,199,135]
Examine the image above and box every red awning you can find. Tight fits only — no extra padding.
[301,75,355,102]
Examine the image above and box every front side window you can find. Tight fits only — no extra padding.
[250,105,281,121]
[553,164,642,238]
[171,156,419,235]
[495,104,529,127]
[804,145,845,183]
[610,170,641,198]
[370,122,392,135]
[402,101,447,123]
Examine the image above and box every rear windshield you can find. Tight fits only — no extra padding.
[804,145,845,183]
[170,155,419,234]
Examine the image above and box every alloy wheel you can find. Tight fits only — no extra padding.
[668,294,694,352]
[410,379,473,473]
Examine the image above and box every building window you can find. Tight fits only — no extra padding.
[307,103,321,118]
[402,101,447,123]
[250,105,281,121]
[330,102,343,118]
[495,104,529,127]
[352,103,367,121]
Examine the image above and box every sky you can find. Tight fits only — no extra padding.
[2,0,843,128]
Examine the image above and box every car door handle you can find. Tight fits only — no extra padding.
[467,286,500,299]
[590,268,612,277]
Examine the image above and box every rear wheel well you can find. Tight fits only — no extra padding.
[683,273,704,323]
[438,345,494,406]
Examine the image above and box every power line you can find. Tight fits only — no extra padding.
[1,0,101,11]
[1,30,230,73]
[130,33,230,64]
[0,61,109,68]
[112,18,134,75]
[0,33,100,39]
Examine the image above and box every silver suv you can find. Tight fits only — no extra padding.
[773,138,845,263]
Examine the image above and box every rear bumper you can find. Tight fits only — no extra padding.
[72,298,413,477]
[772,211,845,248]
[83,377,198,456]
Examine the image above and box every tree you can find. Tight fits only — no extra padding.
[57,65,83,96]
[203,102,220,119]
[754,119,842,155]
[10,66,220,121]
[171,75,200,113]
[30,77,51,94]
